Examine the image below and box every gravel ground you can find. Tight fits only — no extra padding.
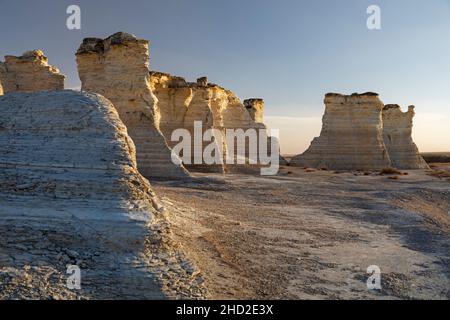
[154,164,450,299]
[1,165,448,299]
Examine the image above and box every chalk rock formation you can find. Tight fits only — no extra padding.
[244,99,264,124]
[0,90,159,296]
[76,32,189,179]
[382,105,429,169]
[0,90,158,229]
[291,93,391,170]
[149,71,281,173]
[0,90,205,299]
[0,50,65,93]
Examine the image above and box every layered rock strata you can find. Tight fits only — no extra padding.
[0,90,205,299]
[76,32,189,180]
[382,104,429,169]
[290,93,392,170]
[244,98,264,124]
[0,50,65,93]
[291,93,428,170]
[149,71,281,173]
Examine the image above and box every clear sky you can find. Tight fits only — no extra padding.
[1,0,449,153]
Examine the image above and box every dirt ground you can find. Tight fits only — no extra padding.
[153,164,450,300]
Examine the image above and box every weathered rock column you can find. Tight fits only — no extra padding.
[244,98,264,124]
[149,72,224,173]
[0,50,65,93]
[382,105,429,169]
[150,70,283,173]
[76,32,189,180]
[291,93,392,170]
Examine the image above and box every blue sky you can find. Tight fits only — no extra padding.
[1,0,449,152]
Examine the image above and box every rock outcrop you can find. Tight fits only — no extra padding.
[244,99,264,124]
[149,71,281,173]
[0,90,205,299]
[291,93,428,170]
[76,32,189,180]
[290,93,392,170]
[0,90,159,239]
[382,105,429,169]
[0,50,65,93]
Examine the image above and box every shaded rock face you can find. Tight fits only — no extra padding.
[0,91,162,298]
[0,90,158,227]
[149,71,277,173]
[290,93,392,170]
[291,93,428,170]
[382,105,429,169]
[0,50,65,93]
[76,32,189,180]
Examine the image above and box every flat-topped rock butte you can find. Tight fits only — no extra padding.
[0,50,65,93]
[291,92,429,170]
[76,32,189,180]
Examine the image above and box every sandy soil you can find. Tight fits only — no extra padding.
[153,164,450,300]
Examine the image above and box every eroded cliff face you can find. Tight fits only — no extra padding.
[291,93,429,170]
[244,99,264,124]
[0,90,159,296]
[0,50,65,93]
[0,90,158,217]
[291,93,392,170]
[149,71,276,173]
[382,105,429,169]
[0,90,206,299]
[76,32,189,179]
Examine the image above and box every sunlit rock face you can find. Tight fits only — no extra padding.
[291,93,429,170]
[149,72,282,173]
[76,32,189,180]
[0,90,159,218]
[244,99,264,124]
[290,93,392,170]
[0,50,65,93]
[382,105,429,169]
